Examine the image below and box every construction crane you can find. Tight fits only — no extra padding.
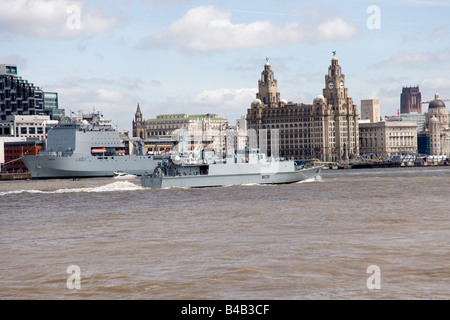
[422,98,450,104]
[421,92,450,104]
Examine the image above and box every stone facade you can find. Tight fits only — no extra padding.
[132,104,229,139]
[246,56,359,162]
[422,93,450,156]
[361,99,380,123]
[359,120,418,159]
[131,105,248,157]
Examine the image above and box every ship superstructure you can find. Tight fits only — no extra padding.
[141,148,322,188]
[22,113,159,178]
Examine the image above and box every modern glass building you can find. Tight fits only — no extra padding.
[0,64,65,121]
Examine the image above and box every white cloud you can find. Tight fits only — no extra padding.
[399,0,450,7]
[60,76,159,91]
[0,55,28,68]
[138,5,357,53]
[193,88,256,110]
[50,85,145,133]
[153,87,257,124]
[421,77,450,89]
[48,83,259,133]
[0,0,121,38]
[375,51,450,67]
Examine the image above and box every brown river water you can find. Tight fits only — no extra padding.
[0,166,449,299]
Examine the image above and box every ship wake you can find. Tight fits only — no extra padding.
[0,181,143,196]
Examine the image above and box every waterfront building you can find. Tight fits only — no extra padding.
[0,115,58,140]
[361,99,380,123]
[234,115,248,151]
[133,104,229,139]
[43,92,65,121]
[246,55,359,162]
[0,64,44,120]
[385,112,426,132]
[359,120,418,159]
[417,132,430,155]
[132,105,245,157]
[401,86,422,114]
[421,93,450,156]
[0,64,65,121]
[1,138,44,172]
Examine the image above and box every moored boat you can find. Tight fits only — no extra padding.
[22,113,161,179]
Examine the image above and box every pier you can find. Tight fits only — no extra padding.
[0,173,31,181]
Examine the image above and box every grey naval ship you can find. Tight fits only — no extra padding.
[22,113,159,179]
[141,148,322,189]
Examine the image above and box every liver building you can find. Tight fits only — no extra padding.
[246,55,359,162]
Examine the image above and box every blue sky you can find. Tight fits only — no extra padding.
[1,0,449,133]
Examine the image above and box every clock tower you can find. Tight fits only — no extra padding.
[256,59,280,108]
[320,53,359,161]
[323,54,348,108]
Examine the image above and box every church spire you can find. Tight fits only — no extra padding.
[133,103,145,139]
[136,103,141,115]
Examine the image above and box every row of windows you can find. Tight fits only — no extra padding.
[5,149,25,154]
[0,126,48,135]
[148,131,167,136]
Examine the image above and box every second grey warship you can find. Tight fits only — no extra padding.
[141,148,322,188]
[22,113,160,179]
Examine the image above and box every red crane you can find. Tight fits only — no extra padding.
[422,98,450,104]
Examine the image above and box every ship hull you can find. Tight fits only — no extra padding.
[22,154,159,179]
[141,166,322,189]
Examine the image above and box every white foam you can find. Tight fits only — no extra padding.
[57,181,143,193]
[0,189,44,196]
[0,181,143,196]
[296,177,321,184]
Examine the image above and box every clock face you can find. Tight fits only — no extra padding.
[328,82,334,89]
[340,81,344,88]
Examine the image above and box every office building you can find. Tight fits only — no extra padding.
[359,120,418,159]
[246,55,359,162]
[400,86,422,114]
[0,64,65,121]
[361,99,380,123]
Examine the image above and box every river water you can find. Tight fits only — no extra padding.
[0,166,449,300]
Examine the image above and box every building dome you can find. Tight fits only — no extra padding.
[252,98,262,106]
[314,94,325,103]
[429,92,446,109]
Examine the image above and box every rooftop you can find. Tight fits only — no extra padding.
[147,113,228,122]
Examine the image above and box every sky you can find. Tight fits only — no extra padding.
[1,0,449,134]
